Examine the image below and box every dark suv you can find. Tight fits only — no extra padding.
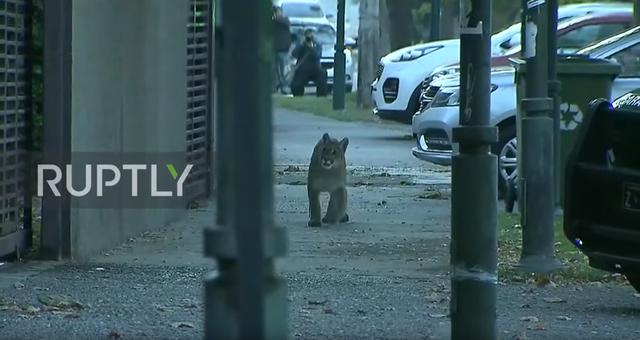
[565,92,640,293]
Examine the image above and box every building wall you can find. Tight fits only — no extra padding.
[69,0,188,259]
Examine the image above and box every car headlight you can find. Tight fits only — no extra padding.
[430,87,459,107]
[431,84,498,108]
[430,67,461,80]
[391,46,440,62]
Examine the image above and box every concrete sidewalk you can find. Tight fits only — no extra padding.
[0,109,638,339]
[1,183,638,340]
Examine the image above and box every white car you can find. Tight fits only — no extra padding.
[324,44,354,93]
[411,26,640,192]
[277,0,333,27]
[371,39,462,123]
[372,2,633,124]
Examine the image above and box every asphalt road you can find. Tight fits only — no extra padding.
[0,108,638,340]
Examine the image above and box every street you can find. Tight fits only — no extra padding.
[0,108,638,339]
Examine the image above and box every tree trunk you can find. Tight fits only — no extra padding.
[386,0,419,51]
[379,0,391,55]
[440,0,459,39]
[357,0,380,108]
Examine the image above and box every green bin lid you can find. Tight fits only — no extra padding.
[510,54,621,76]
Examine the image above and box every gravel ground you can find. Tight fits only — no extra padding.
[0,109,638,339]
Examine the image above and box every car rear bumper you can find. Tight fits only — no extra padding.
[566,219,640,274]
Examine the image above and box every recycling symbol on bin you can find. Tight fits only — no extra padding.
[560,102,583,131]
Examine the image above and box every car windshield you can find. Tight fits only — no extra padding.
[577,26,640,55]
[282,3,325,18]
[290,25,336,45]
[489,12,609,55]
[315,27,336,45]
[500,15,601,56]
[491,23,520,55]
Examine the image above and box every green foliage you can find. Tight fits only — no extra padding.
[392,0,633,45]
[498,212,607,283]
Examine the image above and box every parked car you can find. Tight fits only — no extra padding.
[563,88,640,294]
[277,0,332,27]
[411,25,640,192]
[288,23,355,93]
[417,10,634,114]
[372,3,633,124]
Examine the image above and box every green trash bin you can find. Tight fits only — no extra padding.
[512,55,621,204]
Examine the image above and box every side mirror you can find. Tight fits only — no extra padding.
[326,14,334,19]
[505,35,520,49]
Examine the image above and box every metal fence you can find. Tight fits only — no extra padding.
[185,0,212,201]
[0,0,31,258]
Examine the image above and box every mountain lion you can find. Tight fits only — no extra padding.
[307,133,349,227]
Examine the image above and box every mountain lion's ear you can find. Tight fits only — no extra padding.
[339,137,349,152]
[322,133,331,143]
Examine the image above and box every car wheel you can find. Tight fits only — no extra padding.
[404,86,421,124]
[494,124,518,198]
[626,273,640,293]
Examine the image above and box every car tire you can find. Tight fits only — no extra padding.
[626,273,640,293]
[404,86,422,124]
[493,124,517,199]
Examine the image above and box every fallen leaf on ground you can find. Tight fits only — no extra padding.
[418,190,447,200]
[425,292,447,303]
[38,294,87,310]
[428,313,448,319]
[511,331,529,340]
[108,330,122,339]
[534,275,555,287]
[171,322,194,329]
[527,322,546,331]
[308,299,328,306]
[556,315,572,321]
[542,297,566,303]
[0,304,21,312]
[323,308,336,315]
[94,267,105,271]
[520,316,539,322]
[20,305,40,315]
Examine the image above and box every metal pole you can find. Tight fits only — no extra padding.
[42,0,72,260]
[450,0,497,339]
[23,0,35,250]
[635,0,640,26]
[431,0,441,41]
[333,0,346,110]
[547,0,561,211]
[205,0,288,339]
[515,0,562,273]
